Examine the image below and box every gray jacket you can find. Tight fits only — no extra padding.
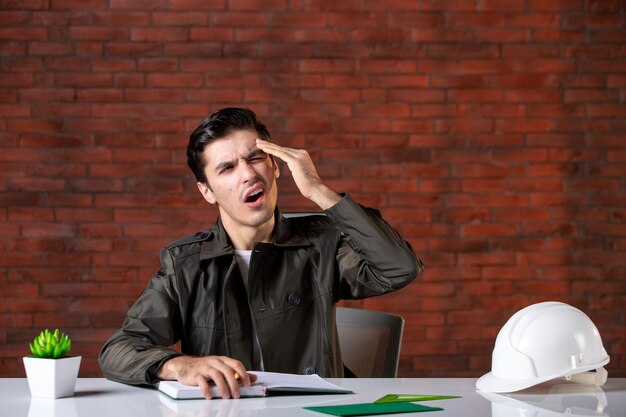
[98,194,423,385]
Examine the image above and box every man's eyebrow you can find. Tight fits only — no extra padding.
[213,149,266,172]
[247,148,267,159]
[214,158,235,172]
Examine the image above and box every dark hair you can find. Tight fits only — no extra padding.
[187,108,271,183]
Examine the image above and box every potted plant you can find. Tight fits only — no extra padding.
[23,329,81,399]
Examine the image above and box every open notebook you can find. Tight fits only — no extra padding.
[158,371,353,400]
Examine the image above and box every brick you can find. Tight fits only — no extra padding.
[110,0,167,9]
[43,57,88,72]
[47,193,93,207]
[421,179,462,193]
[545,237,600,250]
[379,206,429,221]
[298,58,356,74]
[588,104,626,117]
[449,89,504,102]
[265,74,323,89]
[104,42,164,57]
[430,237,488,252]
[474,27,529,42]
[133,27,190,42]
[460,252,517,266]
[9,207,54,222]
[22,223,76,238]
[506,12,560,27]
[354,104,410,117]
[168,0,227,9]
[506,89,561,102]
[300,89,359,103]
[404,340,458,356]
[0,89,17,102]
[117,73,145,88]
[55,208,113,222]
[565,178,620,193]
[0,27,47,41]
[0,42,26,59]
[522,223,577,236]
[3,57,44,72]
[388,193,443,207]
[152,11,207,25]
[70,27,129,41]
[364,134,409,149]
[146,73,203,87]
[584,224,626,237]
[464,224,518,237]
[517,251,572,266]
[9,177,65,192]
[51,0,108,8]
[389,89,446,103]
[0,11,30,26]
[202,74,261,89]
[408,135,458,149]
[0,104,30,117]
[293,29,351,42]
[608,150,626,162]
[435,118,493,133]
[67,178,124,192]
[180,58,237,73]
[112,149,174,162]
[12,164,82,177]
[528,103,585,117]
[283,118,331,134]
[55,73,113,87]
[373,75,429,88]
[496,119,553,133]
[33,313,89,328]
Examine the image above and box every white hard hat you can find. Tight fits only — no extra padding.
[476,301,610,393]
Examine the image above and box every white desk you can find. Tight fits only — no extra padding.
[1,378,625,417]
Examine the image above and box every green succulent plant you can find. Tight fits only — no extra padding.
[29,329,72,359]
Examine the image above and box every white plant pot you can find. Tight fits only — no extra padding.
[23,356,81,399]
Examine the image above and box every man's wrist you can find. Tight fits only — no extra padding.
[153,354,183,381]
[309,184,341,210]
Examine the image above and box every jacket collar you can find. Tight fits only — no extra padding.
[199,207,311,260]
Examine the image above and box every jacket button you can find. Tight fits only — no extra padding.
[287,292,301,306]
[195,231,208,239]
[304,366,316,375]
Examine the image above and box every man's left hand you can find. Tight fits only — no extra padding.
[256,139,340,210]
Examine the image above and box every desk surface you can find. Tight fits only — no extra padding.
[1,378,624,417]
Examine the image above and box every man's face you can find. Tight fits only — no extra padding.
[197,129,279,230]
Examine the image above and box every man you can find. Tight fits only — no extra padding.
[99,108,423,399]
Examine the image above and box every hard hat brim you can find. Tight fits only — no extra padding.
[476,371,555,393]
[476,356,610,393]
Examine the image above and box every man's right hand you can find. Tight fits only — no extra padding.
[156,355,256,400]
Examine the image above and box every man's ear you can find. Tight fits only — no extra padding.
[272,157,280,179]
[197,182,216,205]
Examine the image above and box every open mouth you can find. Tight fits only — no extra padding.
[245,189,264,203]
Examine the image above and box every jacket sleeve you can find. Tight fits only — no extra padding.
[324,193,424,300]
[98,247,183,386]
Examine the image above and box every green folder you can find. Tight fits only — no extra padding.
[303,402,442,416]
[374,394,462,403]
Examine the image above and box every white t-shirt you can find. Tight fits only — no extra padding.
[234,250,264,371]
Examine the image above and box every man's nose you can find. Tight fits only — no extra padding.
[240,161,256,181]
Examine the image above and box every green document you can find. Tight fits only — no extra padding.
[303,402,442,416]
[374,394,462,403]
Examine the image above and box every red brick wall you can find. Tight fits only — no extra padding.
[1,1,625,378]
